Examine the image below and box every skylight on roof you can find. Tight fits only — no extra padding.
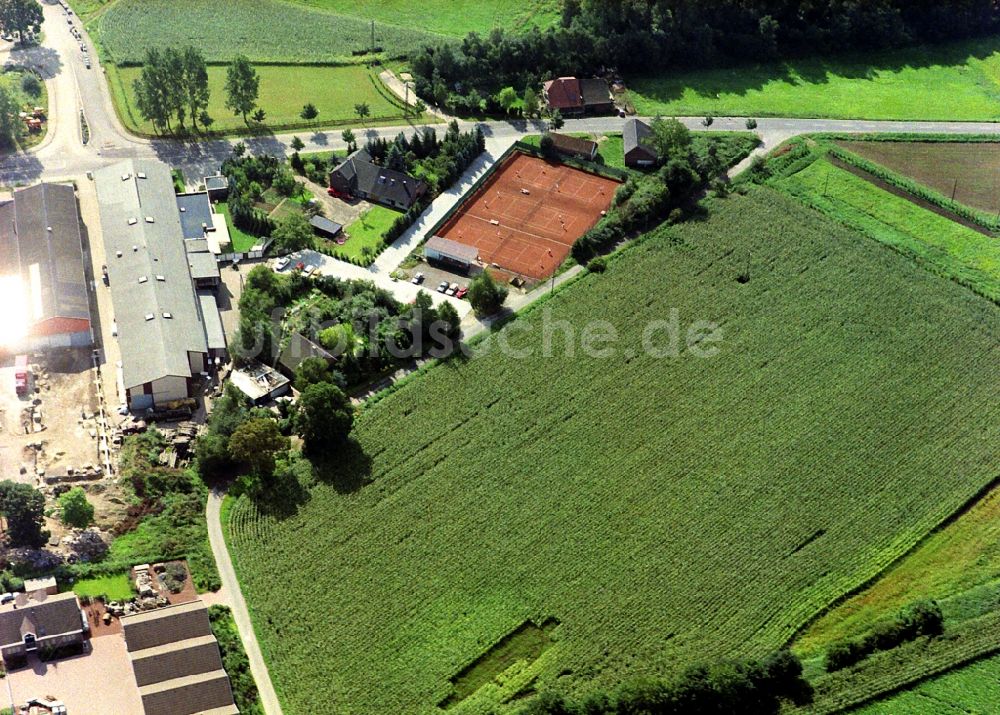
[144,313,154,321]
[163,312,172,319]
[138,276,148,283]
[145,216,155,223]
[128,217,138,225]
[121,173,131,181]
[155,275,165,281]
[137,172,147,179]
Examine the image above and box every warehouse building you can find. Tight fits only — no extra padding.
[96,160,225,411]
[0,183,93,350]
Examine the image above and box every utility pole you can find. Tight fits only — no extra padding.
[952,178,958,201]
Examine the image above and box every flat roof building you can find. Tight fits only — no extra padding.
[424,235,479,271]
[0,183,93,350]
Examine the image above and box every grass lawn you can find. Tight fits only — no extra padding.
[216,202,260,253]
[226,189,1000,713]
[71,573,134,601]
[630,36,1000,120]
[775,157,1000,302]
[295,0,560,36]
[335,205,401,261]
[837,140,1000,214]
[110,64,417,136]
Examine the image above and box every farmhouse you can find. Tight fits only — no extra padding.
[542,77,614,115]
[623,118,658,168]
[122,600,239,715]
[424,235,479,272]
[0,183,93,350]
[328,148,427,210]
[0,592,85,668]
[96,160,227,411]
[547,133,599,161]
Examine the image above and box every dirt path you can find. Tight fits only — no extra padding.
[206,489,284,715]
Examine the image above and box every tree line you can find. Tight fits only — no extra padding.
[133,49,262,134]
[411,0,1000,115]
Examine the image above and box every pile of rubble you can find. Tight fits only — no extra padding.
[104,594,170,618]
[58,527,109,563]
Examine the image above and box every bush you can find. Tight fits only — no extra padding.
[825,599,944,671]
[746,117,758,130]
[587,256,607,273]
[21,73,41,98]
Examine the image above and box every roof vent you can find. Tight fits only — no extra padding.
[162,312,172,319]
[145,216,155,223]
[128,217,138,225]
[180,207,186,212]
[138,276,148,284]
[137,172,147,179]
[144,313,154,321]
[133,245,138,252]
[155,275,165,281]
[116,251,123,258]
[46,226,52,232]
[121,173,131,181]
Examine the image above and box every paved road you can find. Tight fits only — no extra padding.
[206,489,284,715]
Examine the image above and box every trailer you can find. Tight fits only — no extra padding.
[14,354,28,396]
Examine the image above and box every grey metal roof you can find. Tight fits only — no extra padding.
[176,192,213,240]
[187,251,219,281]
[623,118,657,160]
[309,215,342,237]
[198,291,226,351]
[425,235,479,263]
[95,160,208,390]
[1,183,90,326]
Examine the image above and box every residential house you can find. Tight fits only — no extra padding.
[328,148,427,210]
[623,118,658,168]
[0,592,85,668]
[542,77,614,115]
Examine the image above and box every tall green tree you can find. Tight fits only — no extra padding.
[300,102,318,120]
[0,0,42,44]
[182,46,210,131]
[341,128,356,152]
[59,487,94,529]
[649,116,692,162]
[522,86,538,118]
[497,86,518,115]
[225,55,260,125]
[271,212,314,253]
[0,481,47,547]
[354,102,370,124]
[467,270,509,317]
[229,417,290,478]
[133,48,173,133]
[292,383,354,455]
[0,85,22,148]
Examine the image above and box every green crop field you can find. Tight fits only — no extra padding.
[226,189,1000,714]
[294,0,560,37]
[92,0,446,64]
[630,37,1000,120]
[110,64,409,135]
[857,653,1000,714]
[836,140,1000,214]
[796,486,1000,658]
[775,158,1000,303]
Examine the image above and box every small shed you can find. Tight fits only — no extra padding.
[424,236,479,271]
[310,215,343,240]
[548,132,599,161]
[23,576,57,596]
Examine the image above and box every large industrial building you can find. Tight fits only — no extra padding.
[0,183,93,350]
[95,160,226,411]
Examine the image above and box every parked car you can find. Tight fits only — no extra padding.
[84,59,91,69]
[411,272,424,285]
[303,264,317,276]
[436,281,448,293]
[446,282,459,296]
[0,593,13,605]
[455,285,468,299]
[275,256,290,271]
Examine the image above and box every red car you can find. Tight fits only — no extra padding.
[455,286,468,299]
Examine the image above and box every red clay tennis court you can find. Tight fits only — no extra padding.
[436,152,620,280]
